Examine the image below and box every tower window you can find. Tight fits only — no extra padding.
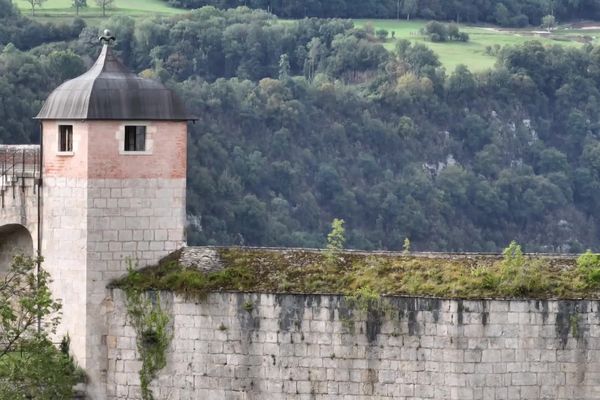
[124,126,146,152]
[58,125,73,152]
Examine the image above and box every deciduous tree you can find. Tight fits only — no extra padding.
[542,14,556,31]
[23,0,46,16]
[95,0,114,16]
[72,0,87,15]
[402,0,417,20]
[0,256,81,398]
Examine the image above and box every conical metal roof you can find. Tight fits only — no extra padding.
[36,45,191,121]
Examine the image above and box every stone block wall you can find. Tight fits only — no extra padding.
[0,144,40,272]
[106,291,600,400]
[43,176,186,398]
[43,176,89,367]
[85,177,186,398]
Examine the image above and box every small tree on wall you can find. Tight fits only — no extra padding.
[24,0,47,16]
[324,218,345,265]
[95,0,114,17]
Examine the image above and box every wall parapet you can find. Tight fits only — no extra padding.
[0,145,40,268]
[106,290,600,400]
[0,145,40,206]
[174,246,579,265]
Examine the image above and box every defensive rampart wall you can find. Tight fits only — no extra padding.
[105,290,600,400]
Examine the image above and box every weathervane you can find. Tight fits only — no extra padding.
[99,29,116,45]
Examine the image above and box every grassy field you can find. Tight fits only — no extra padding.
[355,19,600,72]
[15,0,183,21]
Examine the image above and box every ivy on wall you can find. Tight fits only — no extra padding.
[124,268,172,400]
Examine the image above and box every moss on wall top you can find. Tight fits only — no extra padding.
[113,246,600,300]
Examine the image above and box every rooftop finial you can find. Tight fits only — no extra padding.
[99,29,116,45]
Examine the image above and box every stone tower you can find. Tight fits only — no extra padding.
[36,34,191,398]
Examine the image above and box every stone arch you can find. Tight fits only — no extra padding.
[0,224,33,273]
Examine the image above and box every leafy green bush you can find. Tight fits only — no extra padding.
[577,250,600,287]
[421,21,470,42]
[375,29,389,41]
[497,241,549,296]
[0,338,83,400]
[471,265,500,290]
[345,286,383,313]
[0,256,82,398]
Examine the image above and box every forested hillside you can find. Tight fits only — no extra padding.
[164,0,600,26]
[3,2,600,252]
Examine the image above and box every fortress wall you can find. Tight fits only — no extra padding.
[105,291,600,400]
[0,144,41,272]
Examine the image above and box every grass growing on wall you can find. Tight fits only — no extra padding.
[114,245,600,300]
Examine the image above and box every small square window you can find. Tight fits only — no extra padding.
[58,125,73,152]
[124,126,146,152]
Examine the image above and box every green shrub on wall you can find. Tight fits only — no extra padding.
[577,251,600,287]
[324,218,346,266]
[497,241,549,296]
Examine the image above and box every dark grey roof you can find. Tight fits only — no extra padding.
[36,45,192,121]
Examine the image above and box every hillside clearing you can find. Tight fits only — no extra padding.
[354,19,596,72]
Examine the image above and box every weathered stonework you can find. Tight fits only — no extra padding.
[176,247,223,273]
[43,176,89,366]
[106,291,600,400]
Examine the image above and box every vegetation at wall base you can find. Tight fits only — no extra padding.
[114,245,600,300]
[0,255,83,399]
[0,337,85,399]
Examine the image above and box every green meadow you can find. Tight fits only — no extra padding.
[355,19,600,72]
[14,0,183,21]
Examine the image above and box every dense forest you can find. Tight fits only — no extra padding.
[4,2,600,252]
[164,0,600,26]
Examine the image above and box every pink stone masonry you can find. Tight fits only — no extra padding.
[43,121,89,179]
[43,121,187,179]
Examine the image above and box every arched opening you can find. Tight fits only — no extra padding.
[0,224,33,274]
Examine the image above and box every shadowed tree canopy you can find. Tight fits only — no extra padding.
[162,0,600,26]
